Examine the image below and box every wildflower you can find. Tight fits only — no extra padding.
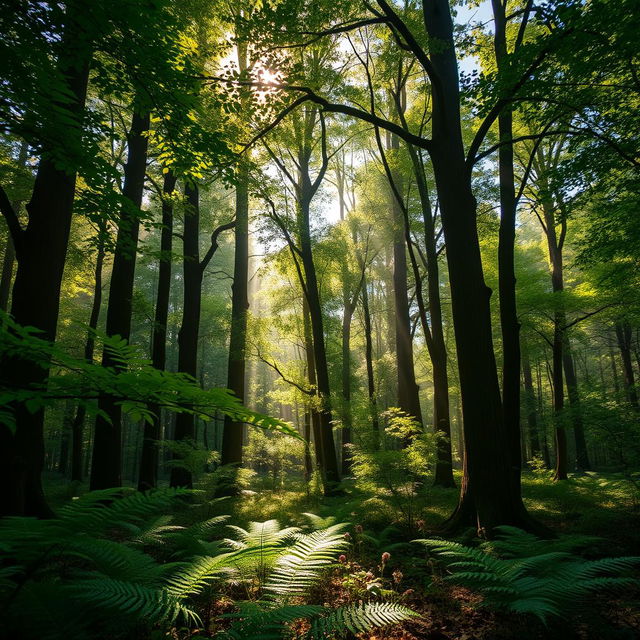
[338,554,347,564]
[392,569,403,584]
[355,524,363,534]
[344,532,352,541]
[381,551,391,563]
[416,519,426,531]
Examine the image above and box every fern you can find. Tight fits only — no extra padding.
[223,519,301,550]
[309,602,418,638]
[265,524,350,598]
[69,577,198,625]
[416,529,640,623]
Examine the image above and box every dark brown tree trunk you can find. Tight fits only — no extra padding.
[90,110,150,490]
[422,0,535,534]
[220,163,249,475]
[0,143,28,312]
[615,321,639,410]
[170,182,201,489]
[71,234,105,484]
[0,7,91,516]
[138,171,176,490]
[492,0,522,494]
[361,278,380,445]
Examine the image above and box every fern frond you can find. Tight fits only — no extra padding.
[309,602,417,638]
[69,577,199,625]
[219,603,325,639]
[166,553,234,597]
[265,524,350,598]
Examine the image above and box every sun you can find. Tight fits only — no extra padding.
[258,68,281,86]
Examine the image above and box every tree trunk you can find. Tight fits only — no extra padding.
[220,162,249,475]
[139,171,176,490]
[615,321,639,410]
[491,0,523,514]
[0,6,91,516]
[423,0,536,534]
[299,192,341,493]
[71,235,105,484]
[388,132,423,427]
[170,182,201,489]
[90,109,150,490]
[303,296,325,474]
[0,143,28,311]
[522,348,541,459]
[562,340,591,470]
[361,278,380,445]
[401,132,454,487]
[341,301,353,474]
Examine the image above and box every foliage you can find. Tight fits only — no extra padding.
[350,408,438,529]
[0,312,299,440]
[416,527,640,623]
[0,490,416,639]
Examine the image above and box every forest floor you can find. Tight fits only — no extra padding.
[46,470,640,639]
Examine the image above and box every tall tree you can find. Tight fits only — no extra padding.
[138,171,177,490]
[0,1,92,516]
[90,109,150,490]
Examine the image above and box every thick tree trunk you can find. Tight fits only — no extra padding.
[615,321,639,410]
[491,0,523,509]
[170,182,201,489]
[90,110,150,490]
[423,0,536,534]
[0,8,91,516]
[71,236,105,484]
[139,171,176,490]
[220,163,249,474]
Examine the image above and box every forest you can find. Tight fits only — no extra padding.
[1,0,639,638]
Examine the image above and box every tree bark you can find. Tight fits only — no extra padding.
[90,109,150,490]
[522,348,541,459]
[361,278,380,445]
[615,321,639,410]
[71,233,105,484]
[492,0,523,495]
[170,182,202,489]
[138,171,177,490]
[0,4,91,516]
[388,132,423,427]
[562,341,591,470]
[220,162,249,475]
[422,0,536,534]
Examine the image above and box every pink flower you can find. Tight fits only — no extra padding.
[381,552,391,563]
[344,532,352,540]
[338,554,347,564]
[392,569,403,584]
